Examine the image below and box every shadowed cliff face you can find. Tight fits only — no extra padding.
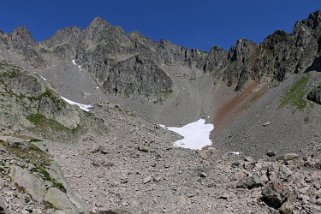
[0,11,321,100]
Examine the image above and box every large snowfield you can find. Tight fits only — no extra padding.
[161,119,214,150]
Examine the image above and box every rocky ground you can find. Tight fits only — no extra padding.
[214,71,321,158]
[42,101,321,214]
[1,9,321,214]
[0,136,87,214]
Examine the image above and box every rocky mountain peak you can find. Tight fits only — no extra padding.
[10,26,35,48]
[228,38,257,62]
[84,17,130,47]
[307,10,321,28]
[294,10,321,35]
[41,26,82,49]
[88,17,111,29]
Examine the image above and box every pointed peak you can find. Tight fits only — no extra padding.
[209,46,226,53]
[308,10,321,21]
[12,26,32,35]
[236,38,256,45]
[11,26,35,47]
[88,17,111,29]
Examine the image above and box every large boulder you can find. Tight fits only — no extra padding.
[45,188,78,214]
[10,166,47,202]
[307,85,321,104]
[261,182,289,209]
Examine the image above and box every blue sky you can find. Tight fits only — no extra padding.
[0,0,320,50]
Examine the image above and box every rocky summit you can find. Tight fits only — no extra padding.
[0,9,321,214]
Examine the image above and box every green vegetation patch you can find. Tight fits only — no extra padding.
[32,166,67,193]
[26,113,79,134]
[148,89,174,103]
[279,74,310,111]
[0,160,5,175]
[1,140,51,166]
[12,133,42,142]
[35,88,65,109]
[43,201,55,210]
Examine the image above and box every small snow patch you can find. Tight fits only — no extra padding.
[61,96,93,112]
[72,59,82,71]
[230,151,240,155]
[162,119,214,150]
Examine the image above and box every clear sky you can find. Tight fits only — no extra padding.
[0,0,320,51]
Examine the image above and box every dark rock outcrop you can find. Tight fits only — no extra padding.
[261,182,289,209]
[201,10,321,90]
[99,55,173,100]
[10,26,36,49]
[307,85,321,104]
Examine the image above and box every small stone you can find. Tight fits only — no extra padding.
[32,209,42,214]
[100,148,108,154]
[262,121,270,127]
[266,151,276,157]
[90,145,102,153]
[153,177,162,182]
[231,162,240,168]
[315,198,321,205]
[301,194,310,204]
[218,192,230,200]
[260,174,269,184]
[277,153,299,161]
[199,172,207,178]
[198,147,217,160]
[120,178,128,184]
[92,160,105,167]
[247,175,262,189]
[138,146,149,153]
[244,156,254,162]
[27,163,35,171]
[279,200,294,214]
[143,176,152,184]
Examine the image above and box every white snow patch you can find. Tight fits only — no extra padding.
[40,76,46,81]
[72,60,82,71]
[96,86,100,89]
[162,119,214,150]
[61,96,93,112]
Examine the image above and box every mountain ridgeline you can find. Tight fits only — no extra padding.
[0,11,320,101]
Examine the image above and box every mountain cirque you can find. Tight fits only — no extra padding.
[0,10,321,214]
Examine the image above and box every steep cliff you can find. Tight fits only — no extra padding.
[202,10,321,91]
